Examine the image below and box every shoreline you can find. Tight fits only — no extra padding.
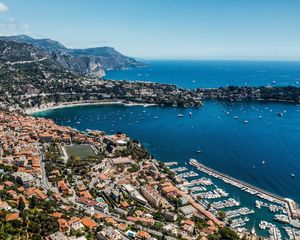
[25,101,158,114]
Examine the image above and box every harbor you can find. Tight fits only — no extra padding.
[185,158,300,239]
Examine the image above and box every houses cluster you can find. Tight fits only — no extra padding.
[0,110,223,240]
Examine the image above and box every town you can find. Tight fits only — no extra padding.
[0,110,246,240]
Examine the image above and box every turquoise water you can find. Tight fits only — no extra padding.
[106,60,300,88]
[34,101,300,237]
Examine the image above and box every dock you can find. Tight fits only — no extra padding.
[189,159,300,221]
[164,161,178,167]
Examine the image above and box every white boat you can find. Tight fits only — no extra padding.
[262,161,265,164]
[234,116,239,119]
[189,112,192,116]
[244,120,249,124]
[291,173,295,177]
[177,114,184,118]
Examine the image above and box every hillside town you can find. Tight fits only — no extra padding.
[0,110,248,240]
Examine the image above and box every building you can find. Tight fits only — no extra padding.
[140,185,162,208]
[179,205,198,217]
[122,184,147,205]
[163,211,178,222]
[109,157,132,166]
[12,172,35,187]
[46,231,68,240]
[81,217,97,230]
[179,196,188,206]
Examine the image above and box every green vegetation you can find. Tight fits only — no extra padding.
[65,144,97,160]
[207,227,241,240]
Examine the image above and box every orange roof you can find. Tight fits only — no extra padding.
[81,217,97,229]
[137,231,151,239]
[4,181,14,187]
[52,212,63,218]
[118,223,127,231]
[58,218,69,231]
[105,217,117,225]
[34,189,47,200]
[120,201,130,208]
[79,190,93,199]
[182,219,195,226]
[93,213,105,220]
[6,212,20,222]
[68,217,81,225]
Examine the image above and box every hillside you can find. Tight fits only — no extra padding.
[0,35,144,76]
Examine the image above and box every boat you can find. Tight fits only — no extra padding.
[195,150,202,154]
[189,112,192,116]
[277,112,284,117]
[76,121,80,124]
[244,120,249,124]
[233,116,239,119]
[154,116,158,119]
[262,161,265,164]
[291,173,295,177]
[177,114,184,118]
[273,214,289,224]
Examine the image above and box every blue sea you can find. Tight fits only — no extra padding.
[106,60,300,88]
[34,61,300,236]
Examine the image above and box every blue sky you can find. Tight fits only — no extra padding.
[0,0,300,60]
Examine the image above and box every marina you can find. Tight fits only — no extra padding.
[189,158,299,220]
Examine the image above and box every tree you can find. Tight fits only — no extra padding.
[18,197,26,211]
[29,195,39,209]
[217,211,226,220]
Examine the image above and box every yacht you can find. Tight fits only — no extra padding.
[291,173,295,177]
[277,112,284,117]
[244,120,249,124]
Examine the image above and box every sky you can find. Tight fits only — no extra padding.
[0,0,300,60]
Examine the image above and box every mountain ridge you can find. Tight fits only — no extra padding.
[0,35,144,76]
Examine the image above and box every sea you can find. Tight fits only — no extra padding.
[34,60,300,237]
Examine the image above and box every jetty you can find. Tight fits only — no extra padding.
[189,159,300,222]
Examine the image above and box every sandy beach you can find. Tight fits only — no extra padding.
[25,101,157,114]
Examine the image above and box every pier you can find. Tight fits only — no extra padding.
[189,159,300,222]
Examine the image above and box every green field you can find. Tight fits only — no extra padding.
[65,144,97,160]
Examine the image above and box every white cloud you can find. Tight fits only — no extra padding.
[0,2,8,12]
[0,17,31,35]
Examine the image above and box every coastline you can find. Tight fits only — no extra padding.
[25,101,157,114]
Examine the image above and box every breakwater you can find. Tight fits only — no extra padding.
[189,159,300,220]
